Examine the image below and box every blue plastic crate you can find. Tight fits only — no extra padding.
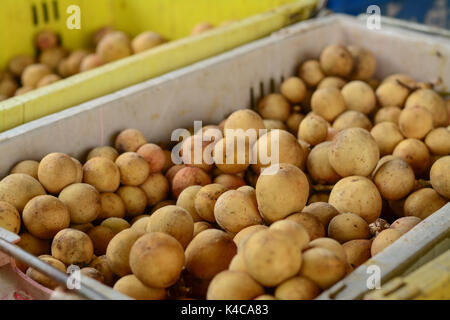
[327,0,450,29]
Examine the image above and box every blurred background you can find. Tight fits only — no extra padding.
[327,0,450,29]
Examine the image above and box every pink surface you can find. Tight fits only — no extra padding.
[0,258,53,300]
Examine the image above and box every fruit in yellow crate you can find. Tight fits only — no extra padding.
[299,247,346,289]
[22,64,52,88]
[26,255,66,289]
[36,74,62,88]
[374,106,402,125]
[115,128,147,153]
[329,128,379,177]
[0,77,19,97]
[404,188,446,219]
[256,163,309,223]
[172,167,211,198]
[80,54,104,72]
[58,50,90,77]
[280,77,307,103]
[37,152,79,194]
[117,186,147,217]
[130,232,184,288]
[98,192,125,219]
[347,46,376,81]
[301,202,340,229]
[93,26,116,46]
[191,22,214,35]
[115,152,150,186]
[285,212,325,241]
[191,183,227,223]
[0,173,46,212]
[113,274,166,300]
[342,239,372,269]
[274,276,320,300]
[373,158,415,201]
[253,129,305,172]
[35,30,59,50]
[146,205,194,248]
[425,128,450,156]
[185,229,237,280]
[306,142,341,185]
[39,47,68,71]
[71,157,83,183]
[327,213,371,243]
[341,81,376,115]
[390,216,421,235]
[298,59,325,88]
[87,146,119,162]
[243,229,302,287]
[87,225,116,256]
[257,94,291,122]
[329,176,382,223]
[371,229,402,256]
[90,255,116,286]
[376,80,410,108]
[8,54,35,77]
[83,157,121,193]
[398,106,433,139]
[320,44,354,77]
[207,270,264,300]
[136,143,166,173]
[97,31,132,63]
[100,217,130,234]
[214,189,262,234]
[311,87,346,122]
[307,192,329,204]
[106,228,144,277]
[333,110,372,131]
[14,86,34,96]
[317,76,346,90]
[140,173,170,206]
[233,225,268,250]
[132,31,166,53]
[370,122,404,156]
[58,183,101,224]
[51,228,94,265]
[298,113,329,146]
[393,139,430,176]
[430,156,450,199]
[405,89,448,127]
[270,220,310,250]
[10,160,39,179]
[0,201,21,234]
[308,238,347,264]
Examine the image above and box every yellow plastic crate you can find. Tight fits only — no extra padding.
[364,249,450,300]
[0,0,318,132]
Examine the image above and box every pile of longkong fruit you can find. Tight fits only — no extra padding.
[0,44,449,300]
[0,21,218,101]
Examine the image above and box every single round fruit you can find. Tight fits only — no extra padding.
[329,176,382,223]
